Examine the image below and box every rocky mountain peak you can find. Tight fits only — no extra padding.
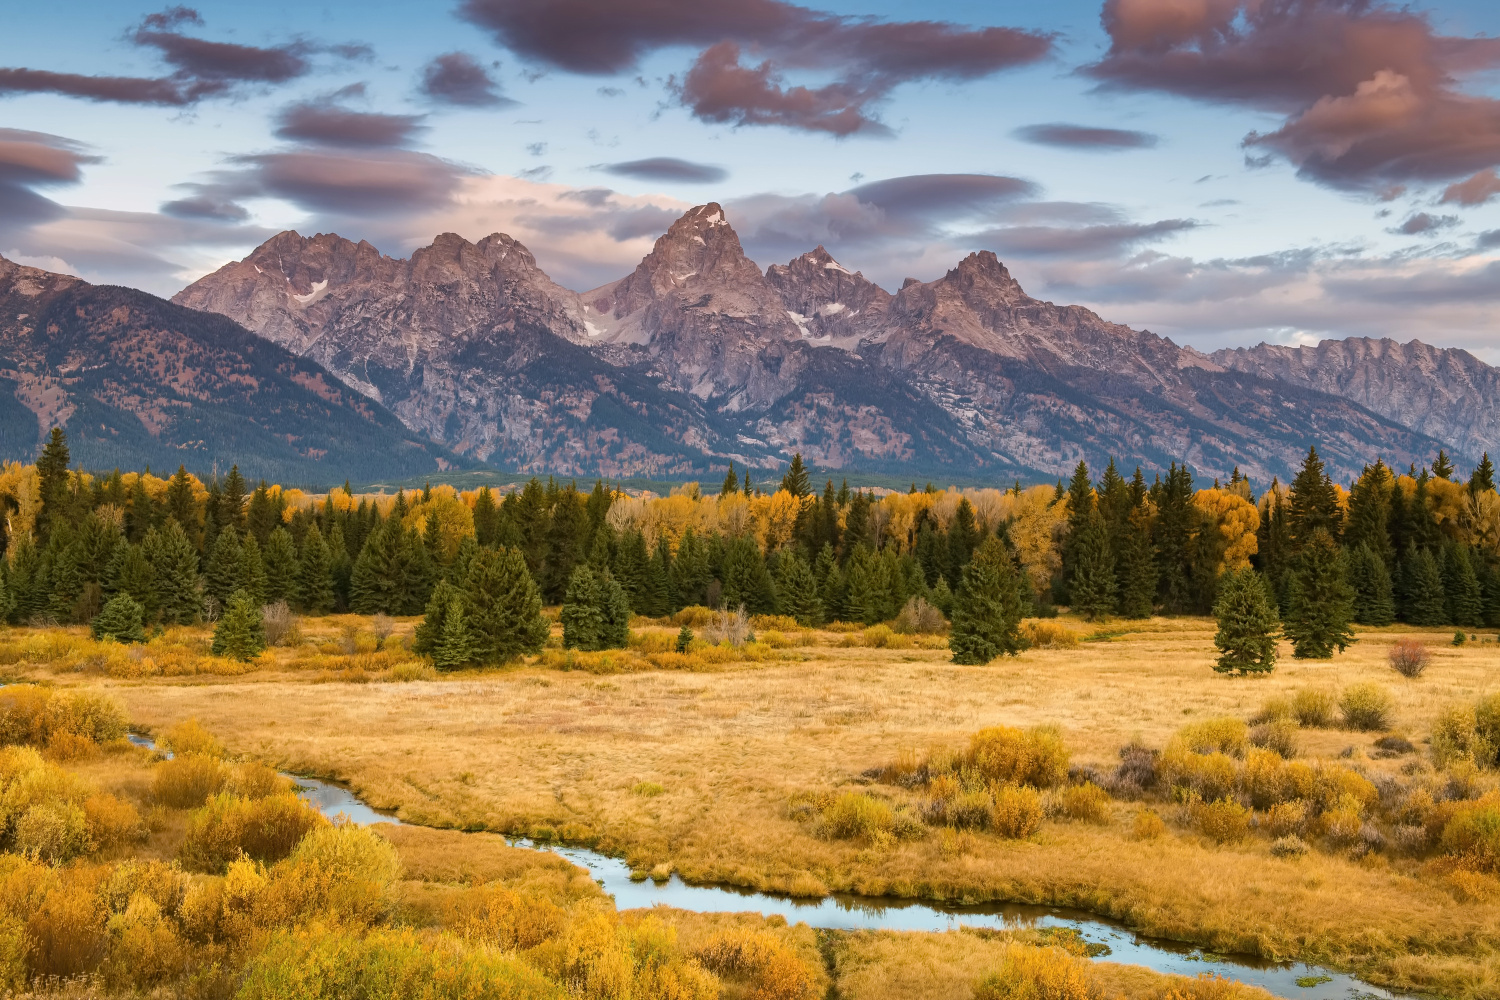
[764,245,891,344]
[600,202,765,320]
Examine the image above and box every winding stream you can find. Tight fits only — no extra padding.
[127,733,1404,1000]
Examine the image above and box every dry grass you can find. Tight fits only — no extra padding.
[20,615,1500,997]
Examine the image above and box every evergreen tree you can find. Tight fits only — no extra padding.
[1117,497,1157,619]
[1444,545,1484,628]
[721,462,739,497]
[1344,461,1394,567]
[776,551,824,626]
[413,580,470,667]
[126,474,155,543]
[720,535,776,614]
[843,493,872,558]
[676,625,694,652]
[165,466,195,532]
[842,548,882,625]
[813,543,844,620]
[472,486,501,547]
[612,530,650,612]
[262,527,298,604]
[221,466,248,532]
[560,565,605,650]
[206,527,243,606]
[1255,479,1293,610]
[326,523,352,611]
[1212,568,1279,674]
[1401,545,1447,626]
[1288,446,1343,545]
[211,590,266,661]
[462,547,550,661]
[1069,509,1116,621]
[1155,463,1195,613]
[1283,529,1356,658]
[44,527,82,623]
[35,428,70,541]
[946,498,979,588]
[238,534,266,606]
[600,570,632,649]
[671,529,711,607]
[819,480,841,556]
[147,519,202,624]
[1432,448,1455,481]
[929,576,954,618]
[949,536,1027,665]
[103,539,156,621]
[91,594,146,644]
[433,601,478,670]
[1406,472,1442,552]
[780,453,810,498]
[1347,543,1396,626]
[295,525,335,614]
[541,488,587,602]
[1470,453,1496,495]
[643,538,674,616]
[5,533,43,624]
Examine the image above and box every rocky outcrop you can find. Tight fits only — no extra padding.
[0,255,459,484]
[1212,338,1500,464]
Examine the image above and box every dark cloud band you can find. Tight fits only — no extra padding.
[1015,123,1158,150]
[599,158,728,183]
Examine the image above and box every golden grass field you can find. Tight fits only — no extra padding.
[10,614,1500,998]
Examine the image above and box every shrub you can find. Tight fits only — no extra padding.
[703,607,751,648]
[1248,719,1299,759]
[973,944,1101,1000]
[862,624,913,649]
[1389,638,1430,679]
[1432,705,1494,769]
[153,754,228,808]
[262,601,298,647]
[1440,797,1500,872]
[1132,810,1166,840]
[101,893,187,990]
[0,686,127,751]
[1160,749,1238,802]
[1292,688,1336,727]
[1264,800,1308,837]
[1112,742,1159,798]
[1239,748,1287,808]
[390,661,438,682]
[818,792,894,841]
[27,870,109,977]
[1320,794,1365,846]
[893,597,947,635]
[181,792,327,873]
[91,595,146,644]
[1175,718,1248,757]
[269,823,403,925]
[1270,835,1308,859]
[84,793,144,850]
[445,883,568,949]
[1021,621,1079,649]
[969,726,1069,788]
[159,718,224,758]
[1341,683,1395,731]
[990,784,1044,838]
[14,802,91,862]
[1189,797,1250,844]
[696,927,821,1000]
[1061,783,1111,824]
[1252,696,1295,725]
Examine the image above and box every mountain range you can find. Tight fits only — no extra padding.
[172,203,1486,483]
[0,203,1488,486]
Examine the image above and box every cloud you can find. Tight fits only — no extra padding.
[598,157,728,183]
[1394,213,1457,236]
[1086,0,1500,194]
[194,149,477,217]
[1479,230,1500,251]
[848,173,1037,219]
[0,129,101,233]
[0,8,366,106]
[420,52,512,107]
[159,195,251,222]
[977,219,1195,258]
[1443,169,1500,207]
[1014,123,1158,150]
[274,97,426,148]
[459,0,1051,134]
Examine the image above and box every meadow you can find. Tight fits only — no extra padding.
[2,612,1497,998]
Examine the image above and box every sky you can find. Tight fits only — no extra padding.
[5,0,1500,359]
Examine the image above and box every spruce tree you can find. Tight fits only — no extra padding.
[1470,453,1496,495]
[35,428,70,541]
[670,529,710,607]
[949,536,1026,664]
[211,590,266,661]
[1117,501,1157,619]
[1402,546,1447,625]
[1288,446,1343,545]
[165,466,195,532]
[946,498,979,587]
[221,466,248,532]
[147,519,202,625]
[295,525,335,615]
[462,547,549,661]
[1283,528,1356,659]
[326,523,352,611]
[720,535,776,614]
[126,474,156,543]
[1345,462,1394,566]
[643,538,675,616]
[1432,448,1455,481]
[1212,568,1279,674]
[44,528,82,623]
[776,551,824,626]
[780,453,810,498]
[841,547,882,625]
[262,527,298,604]
[413,580,476,670]
[1347,543,1395,626]
[238,534,266,606]
[103,539,156,621]
[561,565,605,650]
[6,534,43,624]
[600,570,632,648]
[472,486,501,547]
[541,488,587,602]
[91,594,146,644]
[929,576,954,618]
[1069,509,1116,621]
[720,462,739,496]
[612,530,649,612]
[206,527,243,606]
[1155,463,1195,613]
[1444,545,1485,628]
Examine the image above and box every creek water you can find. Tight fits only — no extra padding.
[126,733,1404,1000]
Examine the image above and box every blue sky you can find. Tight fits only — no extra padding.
[5,0,1500,358]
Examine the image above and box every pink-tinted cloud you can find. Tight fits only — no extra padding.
[1443,169,1500,207]
[1088,0,1500,194]
[461,0,1051,134]
[420,52,513,107]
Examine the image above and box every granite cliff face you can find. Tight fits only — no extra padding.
[0,255,459,484]
[1212,338,1500,465]
[173,205,1471,482]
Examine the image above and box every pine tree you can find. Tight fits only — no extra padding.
[776,551,824,626]
[221,466,247,533]
[147,519,202,624]
[561,565,605,650]
[1288,446,1343,545]
[612,530,649,612]
[35,428,70,541]
[91,594,146,644]
[5,533,43,624]
[947,498,979,588]
[1444,545,1485,628]
[929,576,954,618]
[843,493,872,557]
[413,580,477,670]
[720,535,776,614]
[1069,509,1116,621]
[1117,500,1157,619]
[126,474,156,543]
[262,527,298,604]
[206,527,243,607]
[349,519,430,615]
[326,523,352,611]
[472,486,501,547]
[1283,528,1356,658]
[670,529,710,607]
[1399,546,1445,625]
[949,537,1026,664]
[1432,448,1455,481]
[1347,543,1396,626]
[103,539,156,621]
[841,547,883,625]
[211,590,266,661]
[1345,462,1395,567]
[720,462,739,496]
[237,534,266,606]
[541,488,587,602]
[1212,568,1279,674]
[1155,463,1195,613]
[780,453,810,498]
[165,466,196,532]
[1255,479,1293,611]
[643,538,674,616]
[295,525,336,615]
[676,625,694,652]
[44,527,82,623]
[1470,453,1496,495]
[600,570,632,648]
[462,547,549,662]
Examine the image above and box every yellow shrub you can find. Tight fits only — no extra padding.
[969,726,1069,788]
[818,792,894,841]
[1440,796,1500,872]
[226,761,293,800]
[160,719,224,758]
[629,630,677,654]
[84,793,144,850]
[672,606,719,628]
[990,784,1044,839]
[1311,764,1378,814]
[1239,748,1286,809]
[1292,688,1336,728]
[102,860,187,918]
[266,823,402,926]
[1061,783,1111,824]
[1175,718,1248,757]
[153,754,228,808]
[103,893,187,989]
[27,869,109,978]
[1340,683,1395,731]
[1132,810,1166,841]
[751,615,802,633]
[1022,621,1080,649]
[696,926,821,1000]
[0,685,126,751]
[1263,800,1308,838]
[181,792,327,873]
[389,660,438,682]
[1160,749,1238,802]
[14,801,91,862]
[445,884,568,949]
[1190,797,1251,844]
[1320,794,1364,846]
[974,944,1102,1000]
